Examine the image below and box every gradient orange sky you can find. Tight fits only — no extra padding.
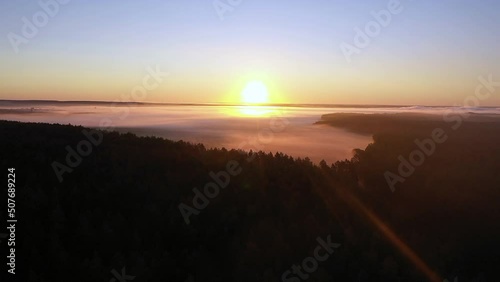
[1,1,499,106]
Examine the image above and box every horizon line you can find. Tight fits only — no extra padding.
[2,99,499,109]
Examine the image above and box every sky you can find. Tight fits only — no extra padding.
[0,0,499,106]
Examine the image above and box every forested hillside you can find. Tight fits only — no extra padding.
[1,119,499,282]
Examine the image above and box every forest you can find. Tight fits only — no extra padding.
[0,116,499,282]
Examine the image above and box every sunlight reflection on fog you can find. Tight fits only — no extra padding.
[6,102,471,163]
[3,102,499,163]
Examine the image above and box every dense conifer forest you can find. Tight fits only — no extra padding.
[1,118,499,281]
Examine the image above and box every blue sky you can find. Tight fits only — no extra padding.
[1,0,499,105]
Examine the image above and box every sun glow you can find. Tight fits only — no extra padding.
[241,81,269,104]
[237,106,275,116]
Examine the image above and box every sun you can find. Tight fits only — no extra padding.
[241,81,269,104]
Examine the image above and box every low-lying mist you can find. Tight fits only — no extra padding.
[4,101,499,163]
[0,102,376,163]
